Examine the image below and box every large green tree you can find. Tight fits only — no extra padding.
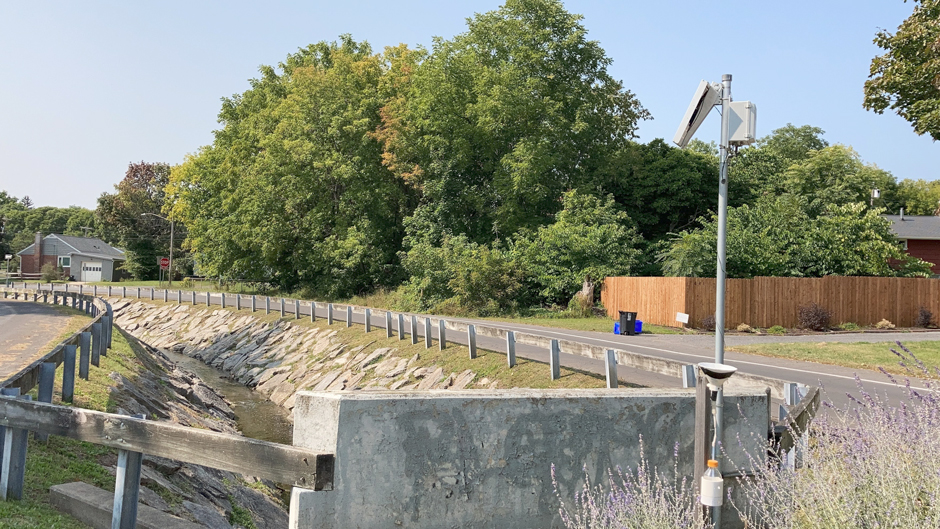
[895,178,940,215]
[864,0,940,140]
[97,162,178,280]
[380,0,649,244]
[168,37,413,296]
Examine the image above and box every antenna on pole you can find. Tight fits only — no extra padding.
[80,227,94,237]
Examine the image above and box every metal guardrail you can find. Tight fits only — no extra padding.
[0,287,334,529]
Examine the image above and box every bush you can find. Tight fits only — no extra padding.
[699,314,716,331]
[915,306,934,328]
[40,263,60,282]
[767,325,786,335]
[736,323,753,333]
[876,318,896,330]
[838,322,861,331]
[797,302,832,331]
[567,294,594,318]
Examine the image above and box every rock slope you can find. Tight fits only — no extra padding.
[111,300,496,415]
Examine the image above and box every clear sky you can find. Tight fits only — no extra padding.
[0,0,934,210]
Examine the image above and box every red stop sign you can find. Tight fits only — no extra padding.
[160,257,170,269]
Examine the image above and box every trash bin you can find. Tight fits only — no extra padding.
[613,322,620,335]
[635,320,643,334]
[619,311,637,336]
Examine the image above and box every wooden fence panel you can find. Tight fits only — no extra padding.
[602,276,940,329]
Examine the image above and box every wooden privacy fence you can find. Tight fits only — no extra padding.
[602,276,940,329]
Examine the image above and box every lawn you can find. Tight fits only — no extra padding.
[478,315,685,335]
[730,340,940,375]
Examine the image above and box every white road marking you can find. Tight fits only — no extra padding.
[468,320,916,390]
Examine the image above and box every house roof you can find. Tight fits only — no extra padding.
[17,234,126,260]
[884,215,940,240]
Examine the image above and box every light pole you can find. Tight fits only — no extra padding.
[142,213,174,287]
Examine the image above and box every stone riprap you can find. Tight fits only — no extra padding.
[290,389,770,529]
[111,300,497,415]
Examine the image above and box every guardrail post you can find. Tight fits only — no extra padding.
[42,291,47,303]
[550,339,560,380]
[310,302,316,322]
[65,283,69,292]
[79,332,91,379]
[71,293,77,309]
[0,390,29,501]
[425,318,432,348]
[682,365,697,388]
[101,314,111,354]
[108,286,112,296]
[251,295,256,313]
[265,296,270,314]
[149,288,154,301]
[328,304,334,325]
[53,292,58,305]
[236,294,241,310]
[296,300,301,320]
[136,287,140,299]
[112,414,146,529]
[221,292,226,309]
[206,291,211,307]
[93,285,98,297]
[280,298,285,318]
[410,315,418,344]
[385,312,392,338]
[397,314,404,340]
[507,331,516,367]
[365,309,371,332]
[177,290,181,305]
[80,284,84,295]
[36,362,56,442]
[605,350,618,389]
[63,344,77,403]
[91,323,102,367]
[347,306,353,328]
[122,286,127,298]
[439,320,447,350]
[163,289,168,302]
[468,325,477,359]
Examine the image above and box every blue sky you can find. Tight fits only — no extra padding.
[0,0,934,210]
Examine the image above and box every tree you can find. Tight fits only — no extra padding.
[1,205,96,254]
[895,179,940,215]
[167,37,413,295]
[380,0,649,244]
[96,161,176,280]
[864,0,940,140]
[516,190,642,304]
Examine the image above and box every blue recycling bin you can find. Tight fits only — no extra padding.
[613,322,620,334]
[635,320,643,334]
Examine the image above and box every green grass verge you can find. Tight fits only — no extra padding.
[730,340,940,375]
[0,306,155,527]
[477,315,684,335]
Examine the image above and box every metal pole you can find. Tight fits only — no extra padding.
[168,220,174,287]
[712,72,733,529]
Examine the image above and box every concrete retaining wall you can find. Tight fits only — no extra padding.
[290,388,769,529]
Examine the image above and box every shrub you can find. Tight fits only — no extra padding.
[797,302,832,331]
[767,325,786,335]
[40,263,60,282]
[838,322,861,331]
[700,314,716,331]
[876,318,896,329]
[567,294,594,318]
[915,306,934,328]
[736,323,753,333]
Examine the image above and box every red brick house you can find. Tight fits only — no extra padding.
[17,232,125,281]
[885,213,940,276]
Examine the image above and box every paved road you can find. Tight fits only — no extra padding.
[27,284,940,410]
[0,299,73,383]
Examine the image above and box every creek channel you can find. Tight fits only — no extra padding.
[162,347,294,444]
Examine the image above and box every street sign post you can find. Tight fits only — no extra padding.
[159,257,170,270]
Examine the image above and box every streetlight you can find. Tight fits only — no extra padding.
[141,213,174,287]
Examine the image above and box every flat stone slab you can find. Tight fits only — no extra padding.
[50,481,202,529]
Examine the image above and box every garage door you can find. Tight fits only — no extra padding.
[81,262,102,282]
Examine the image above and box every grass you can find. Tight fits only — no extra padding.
[730,340,940,375]
[478,315,684,335]
[0,305,154,527]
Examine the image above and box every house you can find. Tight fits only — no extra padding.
[885,212,940,275]
[17,232,126,282]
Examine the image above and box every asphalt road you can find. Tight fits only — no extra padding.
[0,299,73,383]
[30,284,940,411]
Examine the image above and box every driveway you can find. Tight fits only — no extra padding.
[0,299,74,383]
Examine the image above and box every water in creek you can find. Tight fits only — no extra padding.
[161,348,294,445]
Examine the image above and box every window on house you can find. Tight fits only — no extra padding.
[58,256,71,268]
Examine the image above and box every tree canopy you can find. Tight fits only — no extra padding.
[864,0,940,140]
